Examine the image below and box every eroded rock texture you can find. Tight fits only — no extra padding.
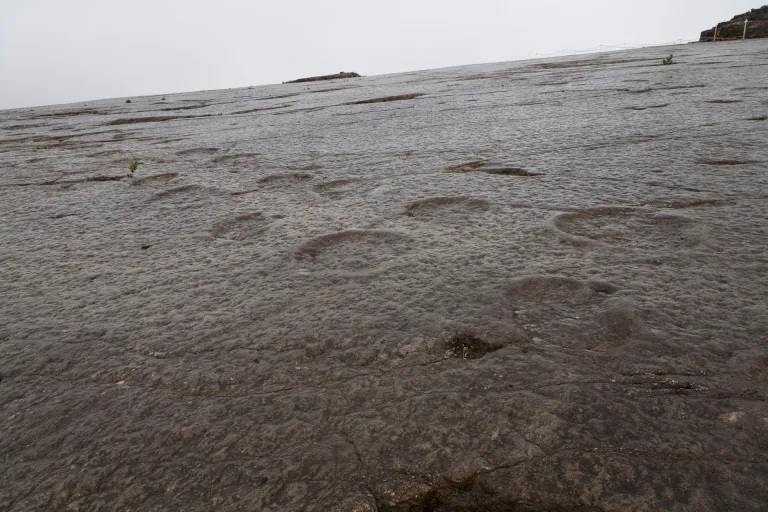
[1,40,768,511]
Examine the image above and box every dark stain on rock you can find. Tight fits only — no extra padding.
[704,99,743,104]
[160,104,209,111]
[286,72,361,83]
[346,93,424,105]
[625,104,670,111]
[698,159,761,166]
[445,333,501,360]
[448,161,541,176]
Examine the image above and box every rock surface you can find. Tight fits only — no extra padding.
[700,5,768,41]
[1,40,768,511]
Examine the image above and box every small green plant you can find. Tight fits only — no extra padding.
[128,160,142,173]
[126,99,132,103]
[662,54,674,65]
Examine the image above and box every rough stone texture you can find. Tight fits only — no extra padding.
[1,40,768,511]
[700,5,768,41]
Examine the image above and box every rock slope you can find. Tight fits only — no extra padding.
[1,40,768,511]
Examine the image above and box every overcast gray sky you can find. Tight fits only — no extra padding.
[0,0,758,110]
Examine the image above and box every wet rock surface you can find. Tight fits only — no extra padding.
[1,40,768,511]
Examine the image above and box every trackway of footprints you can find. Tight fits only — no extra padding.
[138,174,714,275]
[90,166,716,280]
[135,163,714,279]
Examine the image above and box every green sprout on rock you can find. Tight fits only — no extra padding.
[662,54,674,65]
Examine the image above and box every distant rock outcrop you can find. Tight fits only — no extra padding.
[284,72,361,84]
[700,6,768,41]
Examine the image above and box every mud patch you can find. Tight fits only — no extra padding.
[626,104,669,111]
[35,109,106,118]
[72,175,125,183]
[642,198,721,209]
[404,196,490,218]
[444,332,502,360]
[213,213,270,240]
[448,161,540,176]
[161,104,208,111]
[346,93,424,105]
[697,159,761,166]
[2,123,47,131]
[106,116,182,126]
[0,175,125,188]
[482,167,539,176]
[295,230,413,274]
[657,85,706,91]
[623,133,664,144]
[56,175,127,189]
[131,172,179,186]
